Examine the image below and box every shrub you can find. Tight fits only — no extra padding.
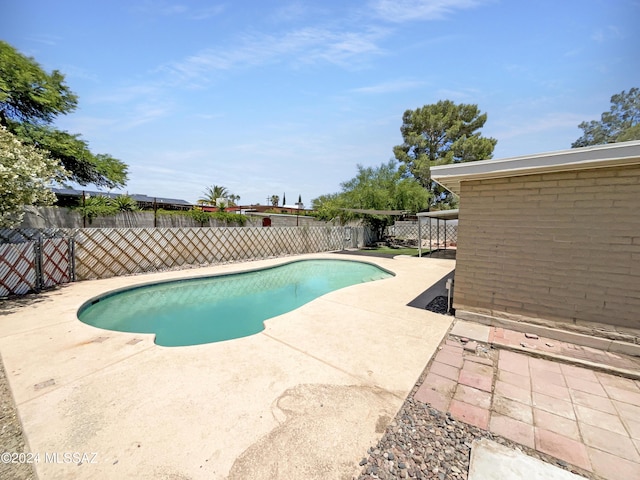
[73,196,117,224]
[109,195,139,212]
[186,208,212,226]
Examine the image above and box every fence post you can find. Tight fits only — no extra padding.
[444,221,447,248]
[34,237,43,292]
[69,237,76,282]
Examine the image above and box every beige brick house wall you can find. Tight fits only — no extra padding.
[453,164,640,333]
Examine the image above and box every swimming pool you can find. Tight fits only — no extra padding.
[78,259,394,347]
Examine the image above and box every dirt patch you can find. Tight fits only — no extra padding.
[0,354,35,480]
[0,292,51,316]
[228,384,398,480]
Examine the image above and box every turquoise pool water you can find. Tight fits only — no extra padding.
[78,259,393,347]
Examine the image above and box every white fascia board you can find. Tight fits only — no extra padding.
[431,141,640,195]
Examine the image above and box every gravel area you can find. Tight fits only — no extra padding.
[424,296,454,316]
[355,336,599,480]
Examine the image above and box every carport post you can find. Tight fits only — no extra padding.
[444,220,447,251]
[429,218,432,257]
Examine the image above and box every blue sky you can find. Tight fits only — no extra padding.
[2,0,638,205]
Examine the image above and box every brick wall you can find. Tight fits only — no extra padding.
[453,164,640,333]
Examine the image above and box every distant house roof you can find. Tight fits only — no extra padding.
[52,188,192,207]
[431,140,640,195]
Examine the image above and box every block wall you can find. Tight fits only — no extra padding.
[453,164,640,332]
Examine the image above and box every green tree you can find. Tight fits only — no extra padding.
[0,126,68,227]
[198,185,241,210]
[313,160,430,237]
[312,193,346,221]
[0,41,127,188]
[393,100,497,208]
[270,195,280,206]
[227,194,240,207]
[572,87,640,147]
[198,185,230,206]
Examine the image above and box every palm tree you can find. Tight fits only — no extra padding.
[109,194,139,228]
[198,185,230,206]
[75,196,115,225]
[270,195,280,206]
[109,195,139,212]
[228,194,240,207]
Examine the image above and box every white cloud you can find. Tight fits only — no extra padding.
[60,65,100,82]
[269,2,313,23]
[88,85,164,105]
[193,113,224,120]
[120,105,169,129]
[160,4,188,15]
[26,34,60,46]
[133,1,225,20]
[55,116,118,139]
[189,5,226,20]
[370,0,490,22]
[160,26,387,85]
[563,48,582,57]
[592,25,622,43]
[490,112,584,141]
[434,88,481,101]
[351,79,426,94]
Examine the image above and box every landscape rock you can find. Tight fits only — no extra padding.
[356,334,600,480]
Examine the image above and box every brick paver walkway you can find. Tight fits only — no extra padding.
[414,335,640,480]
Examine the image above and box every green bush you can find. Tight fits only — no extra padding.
[73,196,117,224]
[212,210,247,226]
[109,195,139,212]
[157,208,246,226]
[186,208,211,226]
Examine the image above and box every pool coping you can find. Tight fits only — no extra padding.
[0,252,455,479]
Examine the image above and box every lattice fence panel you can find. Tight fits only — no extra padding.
[444,224,457,245]
[388,222,419,240]
[41,238,72,288]
[329,227,344,249]
[0,243,36,296]
[73,226,368,280]
[388,221,458,246]
[414,221,458,249]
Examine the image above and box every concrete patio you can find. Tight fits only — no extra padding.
[0,253,455,479]
[415,320,640,480]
